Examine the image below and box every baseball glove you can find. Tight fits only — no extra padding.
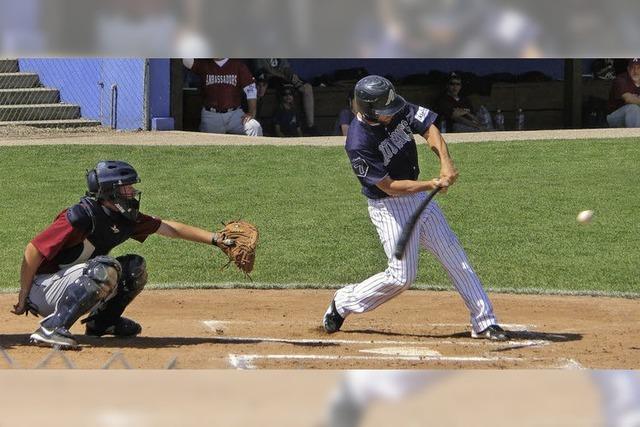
[213,220,259,276]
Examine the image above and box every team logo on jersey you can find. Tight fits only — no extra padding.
[111,225,120,234]
[414,106,429,123]
[205,74,238,86]
[379,120,413,166]
[351,157,369,177]
[385,89,395,106]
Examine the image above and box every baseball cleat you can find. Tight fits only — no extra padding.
[30,326,79,350]
[323,300,344,334]
[471,325,510,341]
[85,317,141,337]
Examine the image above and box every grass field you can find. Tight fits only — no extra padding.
[0,138,638,295]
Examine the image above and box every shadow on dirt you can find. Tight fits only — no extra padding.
[0,333,339,350]
[341,329,583,344]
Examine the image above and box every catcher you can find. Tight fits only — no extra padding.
[11,160,258,350]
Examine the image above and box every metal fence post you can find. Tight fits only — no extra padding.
[143,58,150,130]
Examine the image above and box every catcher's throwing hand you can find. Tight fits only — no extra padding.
[11,299,38,317]
[11,301,27,315]
[212,220,259,276]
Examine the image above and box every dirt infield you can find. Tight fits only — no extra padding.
[1,289,638,369]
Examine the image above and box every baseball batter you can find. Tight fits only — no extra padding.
[323,75,509,341]
[12,160,242,350]
[183,58,263,136]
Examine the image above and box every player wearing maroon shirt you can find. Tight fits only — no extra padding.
[607,58,640,128]
[183,58,263,137]
[13,161,236,350]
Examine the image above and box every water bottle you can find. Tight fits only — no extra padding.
[494,109,505,131]
[478,105,493,129]
[515,108,525,131]
[440,118,447,133]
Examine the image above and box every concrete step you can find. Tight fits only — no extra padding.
[0,73,40,89]
[0,59,19,73]
[0,103,81,121]
[0,88,60,105]
[0,119,102,128]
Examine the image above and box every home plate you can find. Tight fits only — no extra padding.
[360,347,441,357]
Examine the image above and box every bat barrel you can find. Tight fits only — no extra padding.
[393,186,442,260]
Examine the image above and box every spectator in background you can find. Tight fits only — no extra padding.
[273,85,303,137]
[334,88,356,136]
[435,72,487,132]
[253,58,316,134]
[606,58,640,128]
[183,58,262,136]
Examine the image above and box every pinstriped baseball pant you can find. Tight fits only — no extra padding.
[333,192,498,333]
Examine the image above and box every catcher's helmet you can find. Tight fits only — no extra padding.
[354,75,406,121]
[86,160,141,221]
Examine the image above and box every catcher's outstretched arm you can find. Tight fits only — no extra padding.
[157,220,233,248]
[157,220,212,244]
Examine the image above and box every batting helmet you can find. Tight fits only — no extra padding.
[354,75,406,121]
[86,160,141,221]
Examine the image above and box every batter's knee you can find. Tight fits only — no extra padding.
[386,267,416,290]
[244,119,263,137]
[116,254,148,293]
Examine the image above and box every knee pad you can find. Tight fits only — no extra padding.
[41,275,105,330]
[85,255,147,328]
[84,256,122,298]
[116,254,148,294]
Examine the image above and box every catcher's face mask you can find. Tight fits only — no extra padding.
[109,184,142,221]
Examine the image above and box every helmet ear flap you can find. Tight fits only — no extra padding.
[86,169,99,195]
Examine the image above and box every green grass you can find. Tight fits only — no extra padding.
[1,138,638,295]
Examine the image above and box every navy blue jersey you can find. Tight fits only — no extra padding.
[345,103,438,199]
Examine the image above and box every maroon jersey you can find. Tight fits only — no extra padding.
[31,197,161,274]
[191,59,255,111]
[608,72,640,113]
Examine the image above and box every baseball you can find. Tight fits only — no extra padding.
[577,210,594,224]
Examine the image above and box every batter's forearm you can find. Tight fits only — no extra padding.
[424,124,452,162]
[379,179,439,196]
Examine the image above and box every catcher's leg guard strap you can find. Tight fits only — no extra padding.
[86,254,147,328]
[40,276,105,330]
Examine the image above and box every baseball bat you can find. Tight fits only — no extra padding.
[393,186,442,260]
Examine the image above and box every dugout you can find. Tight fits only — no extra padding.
[178,59,612,135]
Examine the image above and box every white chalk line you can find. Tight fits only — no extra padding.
[203,320,534,331]
[227,353,529,370]
[204,320,582,369]
[205,320,582,369]
[555,358,585,369]
[202,321,549,348]
[359,347,441,357]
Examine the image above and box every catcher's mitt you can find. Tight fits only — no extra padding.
[214,220,259,276]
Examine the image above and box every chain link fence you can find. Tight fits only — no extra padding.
[0,58,148,131]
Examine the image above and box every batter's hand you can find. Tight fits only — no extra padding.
[439,164,459,188]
